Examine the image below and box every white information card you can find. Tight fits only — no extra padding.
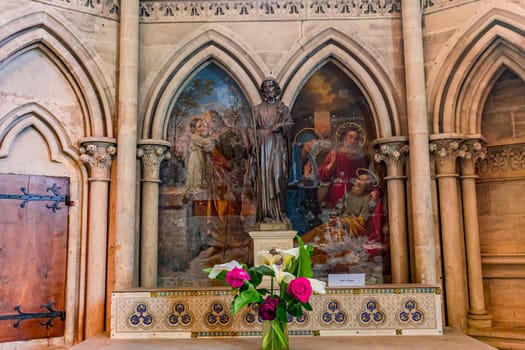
[328,273,366,287]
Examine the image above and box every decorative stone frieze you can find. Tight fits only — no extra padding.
[138,0,402,21]
[33,0,516,21]
[33,0,120,19]
[423,0,480,11]
[137,140,172,182]
[477,143,525,179]
[79,137,117,181]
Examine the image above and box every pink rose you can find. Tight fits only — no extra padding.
[259,296,280,321]
[225,267,250,288]
[286,277,312,303]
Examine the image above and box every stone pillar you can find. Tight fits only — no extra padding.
[80,138,116,338]
[137,140,171,288]
[460,136,493,328]
[114,0,139,290]
[401,0,437,284]
[430,134,469,331]
[374,137,410,283]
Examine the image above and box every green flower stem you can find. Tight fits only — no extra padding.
[261,319,289,350]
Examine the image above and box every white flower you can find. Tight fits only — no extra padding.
[255,247,300,267]
[307,278,327,295]
[207,260,242,279]
[272,263,295,284]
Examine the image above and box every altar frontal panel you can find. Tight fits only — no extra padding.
[111,286,442,338]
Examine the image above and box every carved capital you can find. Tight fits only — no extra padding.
[429,135,466,175]
[373,137,409,179]
[459,137,487,177]
[79,138,117,181]
[137,140,172,182]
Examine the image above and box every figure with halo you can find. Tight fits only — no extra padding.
[286,128,323,234]
[318,123,370,209]
[250,77,294,224]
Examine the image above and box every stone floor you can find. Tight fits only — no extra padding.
[70,328,497,350]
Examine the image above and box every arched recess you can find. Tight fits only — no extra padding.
[142,26,268,140]
[277,27,401,138]
[0,102,88,345]
[428,6,525,134]
[0,9,115,138]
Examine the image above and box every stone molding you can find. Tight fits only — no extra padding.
[79,137,117,181]
[423,0,477,12]
[31,0,404,21]
[137,140,172,182]
[31,0,492,21]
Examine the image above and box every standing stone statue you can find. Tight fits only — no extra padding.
[251,77,294,225]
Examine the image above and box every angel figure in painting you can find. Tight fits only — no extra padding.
[251,77,294,224]
[185,117,214,192]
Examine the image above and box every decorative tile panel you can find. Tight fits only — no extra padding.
[111,286,442,338]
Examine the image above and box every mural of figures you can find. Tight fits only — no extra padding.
[158,62,389,287]
[158,64,254,287]
[288,62,389,284]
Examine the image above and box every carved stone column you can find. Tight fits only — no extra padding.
[430,134,469,331]
[114,0,139,290]
[402,0,437,285]
[374,137,409,283]
[79,137,116,338]
[460,136,493,328]
[137,140,171,288]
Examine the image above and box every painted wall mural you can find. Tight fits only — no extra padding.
[288,62,388,284]
[158,62,389,287]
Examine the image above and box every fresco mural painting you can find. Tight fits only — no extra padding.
[158,62,389,287]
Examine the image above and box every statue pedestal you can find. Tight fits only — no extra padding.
[249,229,297,260]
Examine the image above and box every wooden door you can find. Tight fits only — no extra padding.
[0,174,69,342]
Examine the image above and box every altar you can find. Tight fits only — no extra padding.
[111,285,442,339]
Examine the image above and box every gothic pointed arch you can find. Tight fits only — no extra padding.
[0,102,76,160]
[142,26,267,139]
[0,101,88,345]
[277,26,401,138]
[427,5,525,134]
[0,9,115,138]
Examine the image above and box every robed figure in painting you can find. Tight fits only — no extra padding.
[318,125,369,209]
[251,78,294,224]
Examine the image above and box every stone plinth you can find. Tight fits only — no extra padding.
[249,230,297,258]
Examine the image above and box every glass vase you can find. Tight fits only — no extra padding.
[261,319,289,350]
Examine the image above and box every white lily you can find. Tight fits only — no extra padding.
[273,263,296,284]
[308,278,327,295]
[255,250,282,266]
[207,260,242,279]
[255,247,300,267]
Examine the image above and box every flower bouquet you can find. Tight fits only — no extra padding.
[204,236,326,350]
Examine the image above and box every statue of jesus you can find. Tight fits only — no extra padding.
[251,77,294,225]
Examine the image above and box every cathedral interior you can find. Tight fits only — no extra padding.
[0,0,525,349]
